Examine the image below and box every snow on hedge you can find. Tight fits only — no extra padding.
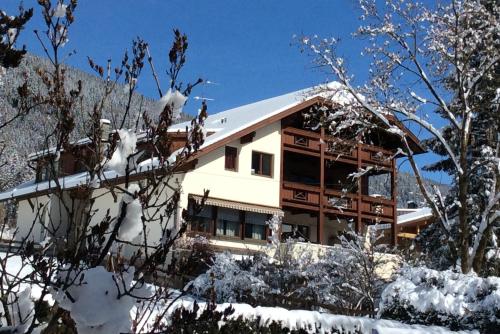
[158,293,476,334]
[379,266,500,331]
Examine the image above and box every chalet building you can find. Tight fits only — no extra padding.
[0,84,424,253]
[396,207,434,245]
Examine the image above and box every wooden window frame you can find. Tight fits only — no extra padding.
[251,151,273,177]
[224,146,238,171]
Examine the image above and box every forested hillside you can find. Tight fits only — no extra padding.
[0,53,190,190]
[370,172,449,208]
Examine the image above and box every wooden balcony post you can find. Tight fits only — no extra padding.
[319,127,325,244]
[391,158,397,246]
[356,144,362,234]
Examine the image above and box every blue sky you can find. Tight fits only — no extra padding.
[4,0,368,110]
[3,0,450,185]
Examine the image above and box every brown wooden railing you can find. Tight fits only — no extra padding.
[282,127,393,167]
[281,181,395,222]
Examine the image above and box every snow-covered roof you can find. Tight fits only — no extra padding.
[0,171,105,201]
[169,82,354,151]
[0,157,168,201]
[170,88,311,148]
[397,207,433,225]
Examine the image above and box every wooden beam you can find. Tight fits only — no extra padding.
[356,144,362,234]
[283,146,321,158]
[318,127,325,244]
[391,159,397,246]
[281,201,320,212]
[240,131,256,144]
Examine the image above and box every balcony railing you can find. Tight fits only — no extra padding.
[282,127,393,167]
[282,128,321,153]
[282,181,321,206]
[281,181,395,222]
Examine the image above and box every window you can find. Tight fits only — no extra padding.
[244,212,267,240]
[225,146,238,171]
[251,151,272,177]
[189,204,212,233]
[216,208,240,237]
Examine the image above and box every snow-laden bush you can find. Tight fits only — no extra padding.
[190,229,393,314]
[379,266,500,333]
[190,252,268,304]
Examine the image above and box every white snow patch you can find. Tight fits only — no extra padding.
[155,88,187,120]
[53,266,136,334]
[118,183,143,242]
[53,3,67,18]
[104,129,137,175]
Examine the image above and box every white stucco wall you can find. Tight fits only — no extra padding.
[179,121,282,210]
[16,196,50,242]
[14,182,177,253]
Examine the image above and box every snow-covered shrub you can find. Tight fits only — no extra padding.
[170,235,214,278]
[190,252,268,304]
[190,229,394,314]
[0,287,34,334]
[379,266,500,333]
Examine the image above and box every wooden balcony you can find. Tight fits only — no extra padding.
[282,127,393,168]
[359,146,393,168]
[281,181,395,223]
[281,181,321,209]
[282,127,321,155]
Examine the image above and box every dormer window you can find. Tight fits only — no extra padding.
[225,146,238,171]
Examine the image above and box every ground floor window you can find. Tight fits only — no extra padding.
[244,212,267,240]
[189,204,212,233]
[187,200,274,241]
[281,223,309,241]
[216,208,240,237]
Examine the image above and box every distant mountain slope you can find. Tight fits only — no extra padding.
[369,171,449,208]
[0,54,191,190]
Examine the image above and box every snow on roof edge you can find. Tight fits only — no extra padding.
[397,207,433,225]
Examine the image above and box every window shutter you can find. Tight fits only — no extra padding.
[225,146,237,170]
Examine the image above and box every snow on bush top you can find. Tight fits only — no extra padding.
[52,266,143,334]
[118,183,143,242]
[379,266,500,330]
[104,129,137,175]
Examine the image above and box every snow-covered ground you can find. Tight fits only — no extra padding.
[0,252,479,333]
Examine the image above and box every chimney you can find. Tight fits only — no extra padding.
[99,119,111,143]
[407,200,418,209]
